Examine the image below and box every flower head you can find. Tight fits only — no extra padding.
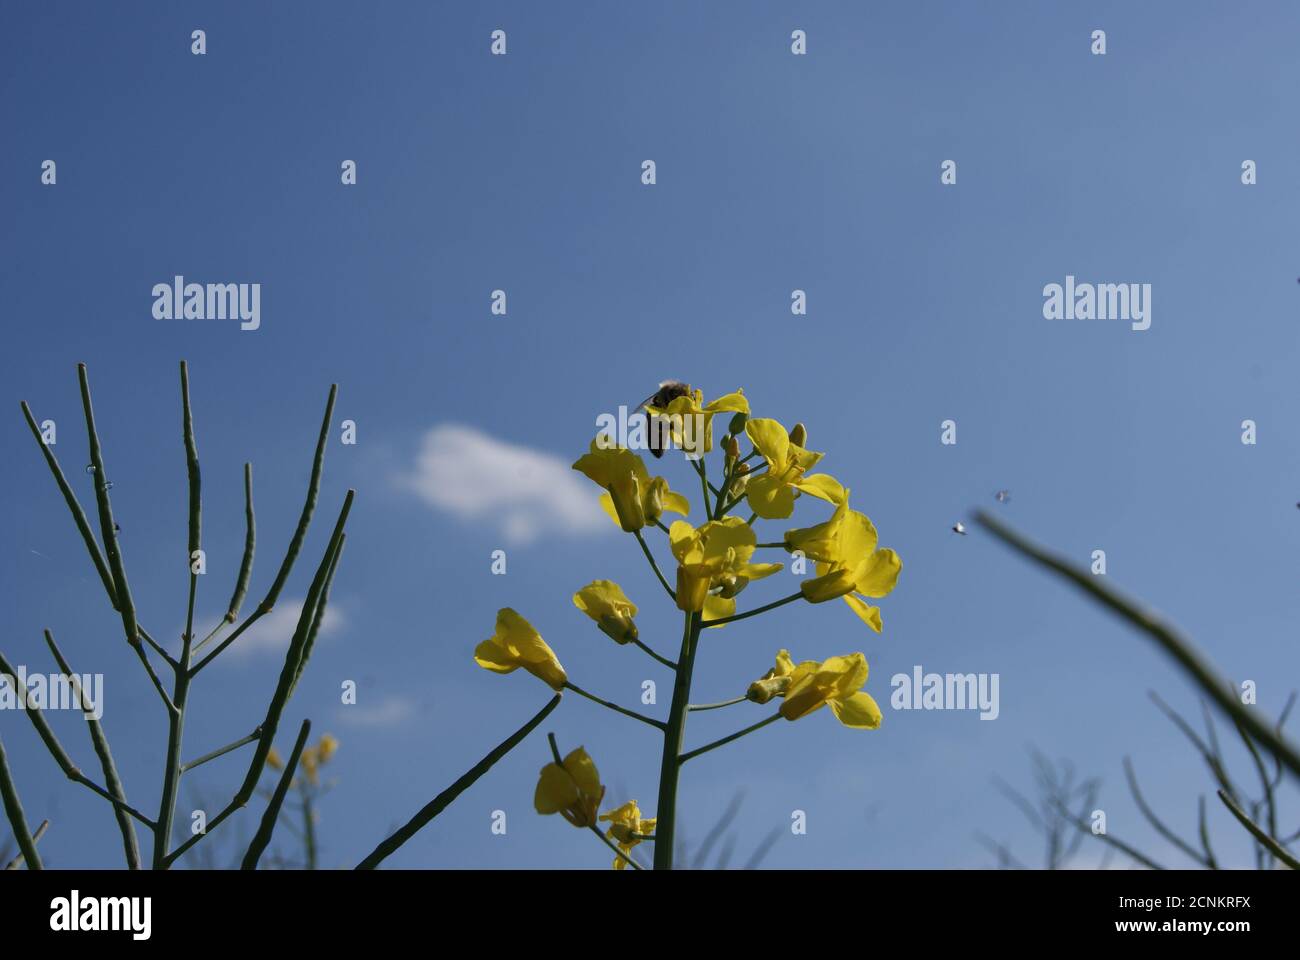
[599,800,656,870]
[743,418,844,520]
[747,650,882,729]
[535,746,605,828]
[573,580,639,644]
[783,494,901,632]
[574,437,689,531]
[474,608,567,690]
[668,517,781,617]
[646,388,749,455]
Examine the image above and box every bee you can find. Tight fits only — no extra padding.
[636,380,690,458]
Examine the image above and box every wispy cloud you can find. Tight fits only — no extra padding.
[206,600,345,660]
[336,695,416,729]
[397,424,609,546]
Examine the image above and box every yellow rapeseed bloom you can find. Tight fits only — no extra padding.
[599,800,656,870]
[646,388,749,455]
[668,517,781,617]
[783,495,901,632]
[743,418,844,520]
[535,746,605,828]
[573,580,639,644]
[574,437,689,531]
[747,649,882,729]
[474,608,567,690]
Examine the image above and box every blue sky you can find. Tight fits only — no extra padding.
[2,0,1299,869]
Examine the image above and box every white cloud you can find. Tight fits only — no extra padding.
[336,695,416,729]
[397,424,610,546]
[212,600,345,659]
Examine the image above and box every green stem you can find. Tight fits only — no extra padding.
[181,728,262,773]
[680,712,781,764]
[155,363,201,869]
[653,611,701,869]
[1217,790,1300,869]
[633,530,676,602]
[588,824,642,869]
[0,735,42,870]
[633,638,677,671]
[3,819,48,871]
[355,694,561,869]
[692,458,713,521]
[688,696,748,712]
[975,510,1300,782]
[702,591,802,627]
[564,682,665,730]
[44,630,140,869]
[241,718,310,870]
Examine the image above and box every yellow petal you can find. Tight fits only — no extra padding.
[828,691,883,729]
[746,474,796,520]
[842,594,883,632]
[794,473,846,505]
[534,763,579,814]
[800,566,857,602]
[854,548,902,598]
[562,747,602,800]
[661,490,690,517]
[745,418,790,470]
[703,593,736,623]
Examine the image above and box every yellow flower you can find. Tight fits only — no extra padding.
[668,517,781,616]
[783,495,901,632]
[535,747,605,828]
[646,387,749,455]
[317,734,339,764]
[747,650,882,729]
[573,580,639,644]
[743,418,844,520]
[474,608,567,690]
[599,800,657,870]
[746,649,797,703]
[574,437,690,531]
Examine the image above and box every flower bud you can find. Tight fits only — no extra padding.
[724,435,740,459]
[607,473,645,532]
[789,423,807,447]
[727,412,748,436]
[675,563,712,613]
[799,566,858,603]
[643,476,668,524]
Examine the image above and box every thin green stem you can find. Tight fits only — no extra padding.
[564,682,665,730]
[680,712,781,764]
[0,649,154,827]
[692,457,714,520]
[633,638,677,671]
[44,630,140,869]
[0,735,42,870]
[180,728,262,774]
[3,819,48,871]
[688,696,748,712]
[633,529,676,602]
[1217,790,1300,869]
[155,362,202,868]
[588,824,642,869]
[702,591,802,628]
[241,719,311,870]
[78,364,139,649]
[356,695,561,869]
[975,510,1300,782]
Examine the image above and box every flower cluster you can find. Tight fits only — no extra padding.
[472,385,902,869]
